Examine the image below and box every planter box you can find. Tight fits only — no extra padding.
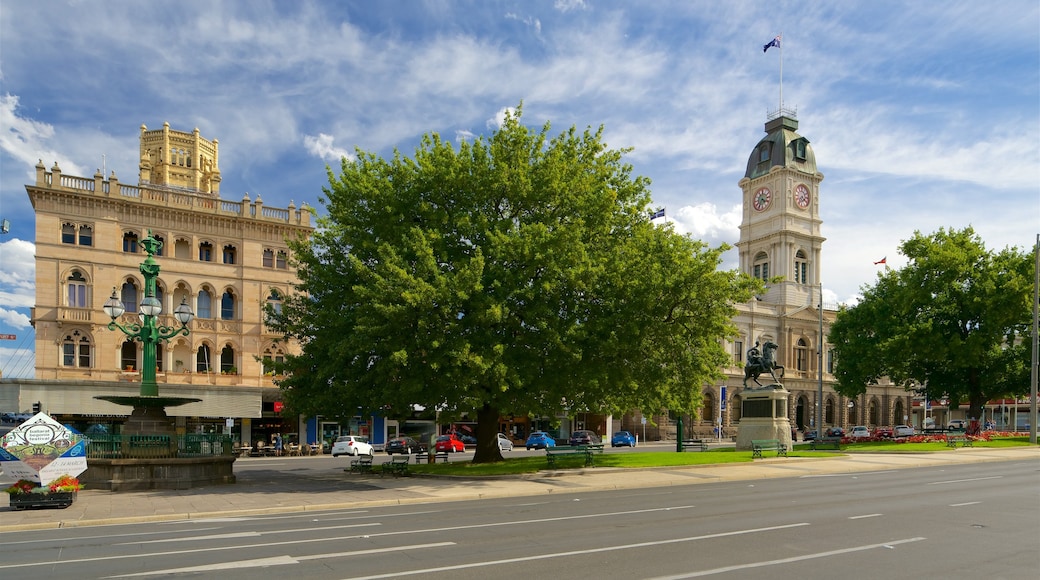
[8,491,77,510]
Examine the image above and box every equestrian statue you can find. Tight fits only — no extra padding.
[743,340,785,388]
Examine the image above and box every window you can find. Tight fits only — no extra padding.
[759,144,770,163]
[78,224,92,246]
[197,289,212,318]
[266,289,283,320]
[220,344,235,373]
[62,223,76,244]
[121,340,138,371]
[67,271,88,308]
[794,250,807,284]
[276,250,287,269]
[222,245,237,265]
[62,331,92,368]
[153,235,164,256]
[120,280,139,313]
[199,242,213,262]
[825,399,835,424]
[262,348,285,375]
[795,139,807,160]
[196,345,212,372]
[263,249,274,268]
[795,338,808,371]
[827,349,835,374]
[733,340,743,364]
[175,238,191,259]
[752,252,769,281]
[64,223,93,245]
[123,231,139,253]
[221,290,236,320]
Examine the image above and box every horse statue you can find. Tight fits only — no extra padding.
[743,340,785,388]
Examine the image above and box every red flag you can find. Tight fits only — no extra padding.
[873,257,887,265]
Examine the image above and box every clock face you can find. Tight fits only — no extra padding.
[794,184,811,209]
[752,187,772,211]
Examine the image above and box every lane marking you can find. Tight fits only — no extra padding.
[800,470,895,478]
[118,523,379,545]
[0,505,696,570]
[928,476,1002,486]
[848,514,882,520]
[345,523,810,580]
[949,502,982,507]
[647,537,926,579]
[105,543,456,578]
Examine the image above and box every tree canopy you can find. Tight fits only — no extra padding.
[829,227,1034,421]
[271,106,759,462]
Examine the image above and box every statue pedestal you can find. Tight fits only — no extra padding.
[735,384,792,452]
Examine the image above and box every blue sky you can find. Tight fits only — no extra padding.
[1,1,1037,378]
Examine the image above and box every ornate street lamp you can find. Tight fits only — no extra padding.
[102,231,193,397]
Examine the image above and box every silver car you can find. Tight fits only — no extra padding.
[893,425,914,437]
[497,433,514,452]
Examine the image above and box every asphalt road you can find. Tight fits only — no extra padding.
[1,458,1035,579]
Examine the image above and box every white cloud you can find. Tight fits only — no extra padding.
[486,107,518,130]
[554,0,588,12]
[303,133,355,163]
[0,238,34,331]
[0,94,88,179]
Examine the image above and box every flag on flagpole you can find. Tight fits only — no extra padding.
[763,35,781,52]
[873,257,887,265]
[650,208,666,220]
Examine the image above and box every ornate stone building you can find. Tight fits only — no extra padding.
[15,123,312,445]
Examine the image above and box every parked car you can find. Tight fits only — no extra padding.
[385,437,427,455]
[849,426,871,439]
[525,431,556,450]
[893,425,915,437]
[803,430,818,441]
[873,426,893,438]
[331,435,373,457]
[434,434,466,453]
[824,427,845,437]
[947,420,967,431]
[568,430,602,446]
[458,434,477,446]
[497,432,514,452]
[611,430,636,447]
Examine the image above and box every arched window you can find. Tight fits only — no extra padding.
[175,238,191,259]
[67,270,88,308]
[276,250,288,269]
[152,234,164,256]
[220,344,236,373]
[262,347,285,375]
[262,248,274,268]
[794,250,808,284]
[62,223,76,244]
[123,231,139,253]
[220,290,236,320]
[825,399,835,424]
[121,340,138,371]
[222,245,237,265]
[703,392,716,423]
[155,283,165,311]
[199,241,213,262]
[795,338,808,371]
[266,289,282,320]
[196,344,212,372]
[78,224,93,246]
[894,400,905,425]
[753,251,769,281]
[869,399,880,426]
[121,280,139,313]
[62,330,92,368]
[197,288,212,318]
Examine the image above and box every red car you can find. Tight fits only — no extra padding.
[434,434,465,453]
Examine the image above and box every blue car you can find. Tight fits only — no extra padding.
[525,431,556,450]
[611,430,636,447]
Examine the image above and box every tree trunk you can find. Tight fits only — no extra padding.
[471,402,504,464]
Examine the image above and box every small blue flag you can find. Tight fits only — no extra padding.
[650,208,666,219]
[763,35,781,53]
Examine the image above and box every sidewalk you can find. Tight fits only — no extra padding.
[2,446,1036,532]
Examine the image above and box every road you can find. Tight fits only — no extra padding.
[0,458,1035,579]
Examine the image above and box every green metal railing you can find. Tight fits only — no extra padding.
[86,434,235,459]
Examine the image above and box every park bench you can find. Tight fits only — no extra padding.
[946,436,973,448]
[415,451,451,464]
[810,436,842,450]
[380,455,411,477]
[681,439,709,451]
[751,439,787,459]
[546,444,602,468]
[347,455,373,474]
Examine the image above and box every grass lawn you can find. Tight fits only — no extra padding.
[824,436,1036,454]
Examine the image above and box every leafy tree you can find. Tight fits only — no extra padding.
[272,106,759,462]
[829,227,1033,422]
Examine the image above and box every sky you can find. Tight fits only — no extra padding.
[0,1,1037,379]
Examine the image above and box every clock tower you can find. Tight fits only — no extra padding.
[737,112,824,307]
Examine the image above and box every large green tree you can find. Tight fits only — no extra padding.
[272,106,759,462]
[829,227,1033,421]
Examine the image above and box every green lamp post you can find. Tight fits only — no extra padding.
[102,231,194,397]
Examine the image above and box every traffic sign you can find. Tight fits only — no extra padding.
[0,334,16,340]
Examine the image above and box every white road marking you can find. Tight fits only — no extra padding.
[800,470,896,478]
[949,501,982,507]
[848,513,882,519]
[346,523,811,580]
[928,475,1002,485]
[648,537,927,579]
[119,522,379,544]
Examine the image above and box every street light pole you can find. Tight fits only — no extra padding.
[103,231,193,397]
[817,284,824,436]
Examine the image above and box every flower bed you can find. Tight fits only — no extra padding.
[5,475,81,510]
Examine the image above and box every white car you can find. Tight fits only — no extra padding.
[497,433,514,452]
[849,426,871,439]
[331,435,373,457]
[893,425,914,437]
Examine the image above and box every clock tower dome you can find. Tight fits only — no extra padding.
[737,112,824,307]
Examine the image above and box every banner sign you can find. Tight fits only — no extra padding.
[0,413,88,484]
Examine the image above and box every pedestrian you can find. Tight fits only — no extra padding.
[275,433,283,456]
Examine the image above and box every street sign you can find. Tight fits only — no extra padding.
[0,334,16,340]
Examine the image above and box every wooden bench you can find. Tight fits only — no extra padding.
[347,455,374,474]
[751,439,788,459]
[681,439,709,451]
[414,451,451,464]
[380,455,411,477]
[810,436,842,450]
[546,444,602,468]
[946,436,973,448]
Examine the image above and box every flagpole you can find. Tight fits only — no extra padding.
[779,32,784,111]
